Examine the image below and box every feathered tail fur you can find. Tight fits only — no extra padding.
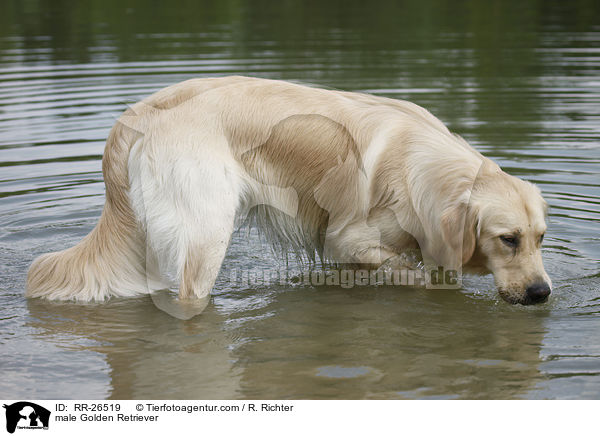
[26,118,150,301]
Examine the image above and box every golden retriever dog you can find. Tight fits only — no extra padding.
[26,76,551,308]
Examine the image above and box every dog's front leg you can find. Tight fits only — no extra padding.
[323,220,418,269]
[375,249,424,273]
[349,246,399,267]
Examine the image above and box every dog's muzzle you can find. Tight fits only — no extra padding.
[498,281,551,305]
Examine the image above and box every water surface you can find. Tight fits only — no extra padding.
[1,1,599,399]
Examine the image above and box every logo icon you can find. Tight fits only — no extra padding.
[3,402,50,434]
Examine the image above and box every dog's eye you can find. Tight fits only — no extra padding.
[499,235,518,247]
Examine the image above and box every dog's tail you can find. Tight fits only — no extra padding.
[26,117,151,301]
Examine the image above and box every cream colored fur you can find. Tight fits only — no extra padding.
[26,76,551,305]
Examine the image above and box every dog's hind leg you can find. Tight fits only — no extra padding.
[178,223,233,300]
[149,173,237,318]
[171,166,238,301]
[149,210,235,319]
[130,139,239,317]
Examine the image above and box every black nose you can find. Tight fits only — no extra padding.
[526,282,551,303]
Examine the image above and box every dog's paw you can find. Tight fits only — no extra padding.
[150,290,210,320]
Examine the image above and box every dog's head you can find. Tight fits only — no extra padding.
[442,163,551,305]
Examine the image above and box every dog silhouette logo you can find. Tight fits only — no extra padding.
[3,402,50,433]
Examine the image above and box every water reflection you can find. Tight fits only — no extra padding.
[26,297,243,399]
[27,281,550,399]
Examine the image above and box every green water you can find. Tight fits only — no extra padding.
[0,0,599,399]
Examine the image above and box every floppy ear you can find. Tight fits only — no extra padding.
[440,195,479,266]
